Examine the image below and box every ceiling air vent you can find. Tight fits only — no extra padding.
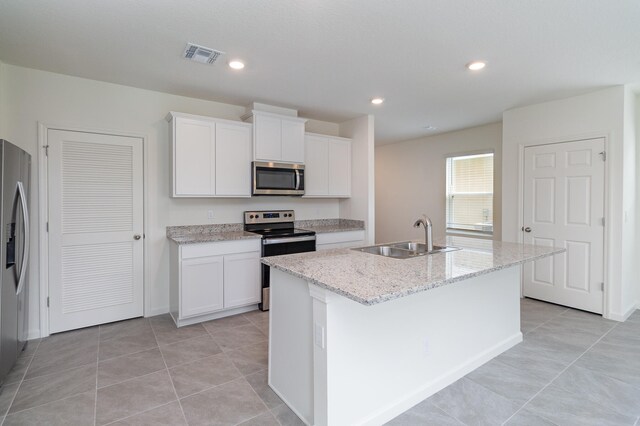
[183,43,224,64]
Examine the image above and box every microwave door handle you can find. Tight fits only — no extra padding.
[295,169,300,190]
[16,181,29,296]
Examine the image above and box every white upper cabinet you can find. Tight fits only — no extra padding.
[174,117,215,196]
[249,111,307,163]
[168,112,252,198]
[304,133,352,198]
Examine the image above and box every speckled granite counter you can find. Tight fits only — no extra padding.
[166,224,260,244]
[295,219,365,233]
[262,236,564,305]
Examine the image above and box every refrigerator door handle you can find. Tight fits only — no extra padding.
[16,181,29,296]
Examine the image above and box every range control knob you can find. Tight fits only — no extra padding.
[249,215,254,219]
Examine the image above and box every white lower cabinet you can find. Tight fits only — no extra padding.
[170,239,261,327]
[181,256,224,318]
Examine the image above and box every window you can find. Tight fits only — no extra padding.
[446,152,494,235]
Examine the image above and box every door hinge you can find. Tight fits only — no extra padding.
[46,222,49,232]
[601,217,605,226]
[43,145,49,156]
[46,297,50,308]
[599,151,606,161]
[601,282,605,292]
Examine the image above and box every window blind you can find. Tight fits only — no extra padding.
[446,153,494,234]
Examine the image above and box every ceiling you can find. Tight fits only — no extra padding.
[1,1,639,145]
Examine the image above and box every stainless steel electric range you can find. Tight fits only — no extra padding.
[244,210,316,311]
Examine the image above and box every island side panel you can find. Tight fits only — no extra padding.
[268,268,314,425]
[314,266,522,426]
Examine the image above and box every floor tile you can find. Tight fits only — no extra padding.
[159,335,222,368]
[202,314,251,333]
[242,309,269,327]
[271,403,305,426]
[36,327,99,356]
[108,401,187,426]
[552,364,640,417]
[98,347,166,388]
[150,315,209,346]
[601,323,640,349]
[98,325,158,361]
[10,363,96,414]
[429,378,520,425]
[531,321,603,350]
[209,324,267,351]
[3,390,95,426]
[496,342,568,382]
[385,400,461,425]
[99,317,150,341]
[168,353,241,398]
[0,382,20,417]
[504,407,558,425]
[19,339,40,359]
[245,369,283,409]
[238,410,280,425]
[25,342,98,379]
[575,344,640,388]
[467,358,548,404]
[95,370,177,425]
[525,385,636,425]
[518,331,586,364]
[3,355,32,385]
[180,378,268,425]
[226,341,268,375]
[626,309,640,323]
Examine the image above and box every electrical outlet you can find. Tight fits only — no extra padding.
[207,210,214,220]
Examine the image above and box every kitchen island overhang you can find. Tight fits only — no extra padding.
[263,238,564,426]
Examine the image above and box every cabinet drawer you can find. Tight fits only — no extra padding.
[181,239,261,259]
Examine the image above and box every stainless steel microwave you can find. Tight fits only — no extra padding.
[252,161,305,196]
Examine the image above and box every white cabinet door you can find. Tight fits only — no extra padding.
[281,119,305,163]
[174,117,215,196]
[181,256,224,318]
[254,113,282,161]
[215,122,252,197]
[223,252,261,308]
[328,138,351,197]
[304,135,329,196]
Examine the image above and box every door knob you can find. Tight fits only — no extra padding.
[133,234,142,240]
[524,227,532,233]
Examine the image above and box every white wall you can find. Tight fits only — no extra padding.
[375,122,502,244]
[502,86,639,320]
[0,65,347,337]
[339,115,375,244]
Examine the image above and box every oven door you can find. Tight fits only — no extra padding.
[260,235,316,311]
[252,161,305,196]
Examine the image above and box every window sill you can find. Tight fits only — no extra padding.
[446,229,494,240]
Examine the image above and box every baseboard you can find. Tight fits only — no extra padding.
[174,304,259,327]
[608,301,639,322]
[145,306,170,317]
[356,332,523,426]
[27,329,41,340]
[268,381,313,426]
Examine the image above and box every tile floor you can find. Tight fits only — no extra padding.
[0,299,637,425]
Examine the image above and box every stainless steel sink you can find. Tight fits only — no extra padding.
[354,242,461,259]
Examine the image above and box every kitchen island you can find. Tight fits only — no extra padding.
[262,237,563,426]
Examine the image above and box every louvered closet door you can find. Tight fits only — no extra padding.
[48,130,144,333]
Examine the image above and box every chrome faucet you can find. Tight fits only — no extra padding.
[413,216,433,252]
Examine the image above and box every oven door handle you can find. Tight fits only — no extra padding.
[263,235,316,245]
[294,169,300,190]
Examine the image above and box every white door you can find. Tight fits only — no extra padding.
[523,138,605,314]
[223,252,261,309]
[48,129,144,333]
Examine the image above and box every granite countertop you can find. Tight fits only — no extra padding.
[295,219,365,233]
[167,219,365,244]
[261,236,565,306]
[166,224,261,244]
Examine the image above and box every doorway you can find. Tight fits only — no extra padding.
[522,138,605,314]
[45,129,144,333]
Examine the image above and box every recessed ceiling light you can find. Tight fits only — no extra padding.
[371,97,384,105]
[228,60,245,70]
[423,125,437,131]
[466,61,486,71]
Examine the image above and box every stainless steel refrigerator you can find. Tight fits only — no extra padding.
[0,140,30,386]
